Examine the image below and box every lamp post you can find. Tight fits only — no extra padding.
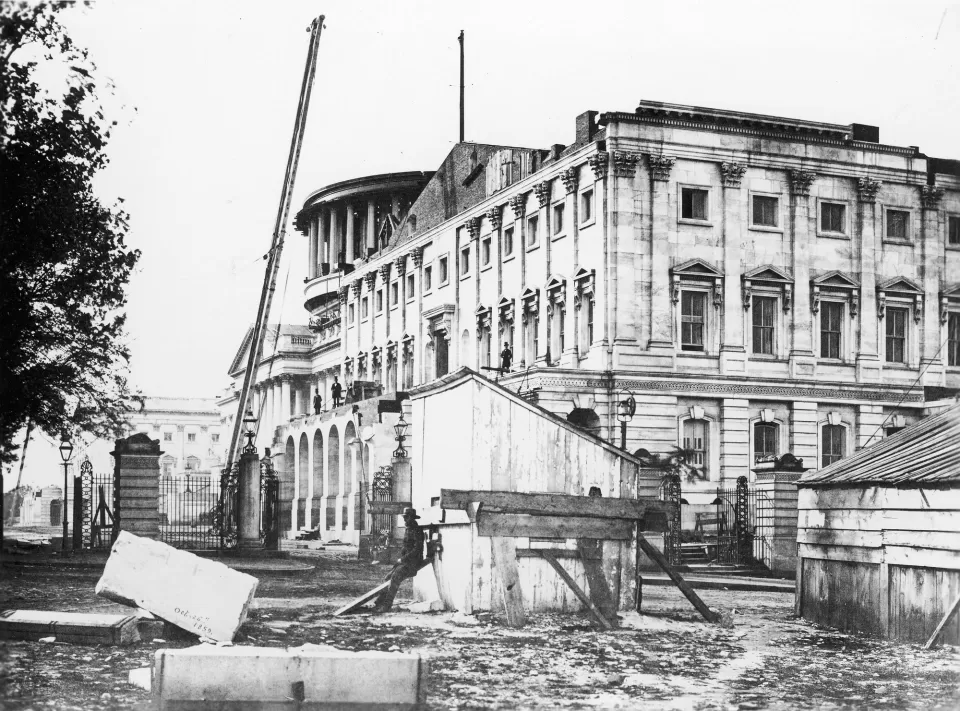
[237,408,262,550]
[615,389,635,452]
[58,437,74,555]
[393,412,409,460]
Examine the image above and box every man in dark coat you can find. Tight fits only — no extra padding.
[331,376,343,407]
[312,388,323,415]
[500,342,513,373]
[374,507,425,612]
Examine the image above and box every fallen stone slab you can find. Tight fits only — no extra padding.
[152,645,428,709]
[0,610,139,646]
[96,531,258,642]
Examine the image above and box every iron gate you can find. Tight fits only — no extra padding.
[80,457,117,550]
[158,472,221,550]
[261,455,280,550]
[711,476,772,566]
[370,465,395,560]
[659,473,683,566]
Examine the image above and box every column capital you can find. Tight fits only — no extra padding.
[363,271,377,290]
[465,216,482,240]
[788,170,817,196]
[857,177,882,203]
[720,162,747,188]
[394,255,407,276]
[338,285,350,305]
[643,153,672,181]
[561,167,579,194]
[587,151,609,181]
[279,373,294,383]
[486,206,503,231]
[410,246,424,268]
[378,263,392,281]
[534,181,551,208]
[509,194,526,220]
[921,185,944,209]
[350,278,362,299]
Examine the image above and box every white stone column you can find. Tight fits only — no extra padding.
[308,218,318,280]
[366,199,376,255]
[280,376,291,424]
[720,398,750,485]
[720,162,747,374]
[561,169,579,365]
[857,180,880,382]
[237,451,261,549]
[345,203,355,264]
[328,207,339,265]
[304,435,314,530]
[788,171,816,378]
[920,186,945,385]
[318,209,329,266]
[646,153,673,354]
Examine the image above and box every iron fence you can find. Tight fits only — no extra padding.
[158,473,221,550]
[658,473,683,566]
[711,476,772,567]
[80,458,117,551]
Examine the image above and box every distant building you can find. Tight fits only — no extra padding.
[222,99,960,545]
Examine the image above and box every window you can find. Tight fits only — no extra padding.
[406,273,414,297]
[481,237,491,267]
[886,209,910,240]
[821,202,846,234]
[439,256,449,285]
[211,433,220,443]
[586,298,594,345]
[682,419,708,477]
[680,291,706,351]
[348,304,356,324]
[580,189,593,223]
[504,226,514,257]
[752,296,777,355]
[553,204,564,235]
[187,433,196,443]
[754,422,778,462]
[164,432,173,442]
[376,289,384,313]
[949,312,960,367]
[885,307,907,363]
[558,307,566,355]
[526,215,539,247]
[752,195,778,227]
[885,426,904,437]
[424,265,433,291]
[361,297,369,319]
[681,187,708,221]
[460,247,470,276]
[950,216,960,246]
[820,301,843,359]
[391,282,399,306]
[822,424,846,467]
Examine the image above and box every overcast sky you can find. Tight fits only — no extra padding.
[8,0,960,488]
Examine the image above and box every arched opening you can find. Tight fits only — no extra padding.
[282,436,296,532]
[567,408,601,437]
[343,421,357,531]
[327,425,340,530]
[297,433,309,529]
[312,430,324,528]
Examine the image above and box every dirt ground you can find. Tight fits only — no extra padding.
[1,553,958,711]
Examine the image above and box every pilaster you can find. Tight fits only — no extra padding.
[609,151,643,364]
[788,170,817,378]
[720,399,750,485]
[308,219,318,280]
[790,401,819,470]
[720,163,746,374]
[280,375,292,426]
[535,182,551,365]
[646,154,675,360]
[856,404,885,451]
[920,186,946,385]
[856,179,881,382]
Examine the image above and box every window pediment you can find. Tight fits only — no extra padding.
[877,277,923,322]
[811,270,860,318]
[573,268,596,307]
[672,259,723,308]
[498,296,516,324]
[546,275,567,307]
[939,284,960,324]
[742,265,794,312]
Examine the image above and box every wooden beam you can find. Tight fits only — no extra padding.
[577,539,618,625]
[490,537,526,627]
[635,532,720,624]
[539,551,613,630]
[478,513,634,540]
[441,489,669,521]
[516,548,580,559]
[332,558,434,617]
[924,591,960,650]
[368,501,412,515]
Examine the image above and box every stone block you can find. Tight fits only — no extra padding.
[0,610,139,646]
[152,645,428,709]
[96,531,258,642]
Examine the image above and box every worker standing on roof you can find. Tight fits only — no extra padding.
[374,507,425,612]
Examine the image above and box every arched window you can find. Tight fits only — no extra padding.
[822,424,846,467]
[567,408,601,437]
[753,422,779,462]
[682,419,709,478]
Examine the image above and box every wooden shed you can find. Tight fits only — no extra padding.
[796,404,960,644]
[406,368,664,618]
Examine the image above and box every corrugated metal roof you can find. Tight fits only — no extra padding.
[799,404,960,488]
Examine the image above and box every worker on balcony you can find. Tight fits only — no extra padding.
[313,388,323,415]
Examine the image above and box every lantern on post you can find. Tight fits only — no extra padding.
[615,389,636,451]
[58,436,74,555]
[393,412,409,460]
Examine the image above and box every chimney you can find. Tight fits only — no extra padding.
[575,110,599,144]
[550,143,566,160]
[850,123,879,143]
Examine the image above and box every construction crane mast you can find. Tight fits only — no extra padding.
[223,16,325,480]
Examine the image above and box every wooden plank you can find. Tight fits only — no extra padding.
[516,548,580,559]
[798,542,883,564]
[538,551,613,630]
[577,539,618,625]
[882,530,960,551]
[635,532,719,624]
[799,508,960,532]
[798,486,960,512]
[797,529,883,547]
[925,591,960,649]
[884,545,960,570]
[432,555,455,612]
[477,513,634,540]
[441,488,666,520]
[332,558,434,616]
[490,537,526,627]
[799,558,883,635]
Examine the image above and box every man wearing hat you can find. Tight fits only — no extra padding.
[373,507,425,612]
